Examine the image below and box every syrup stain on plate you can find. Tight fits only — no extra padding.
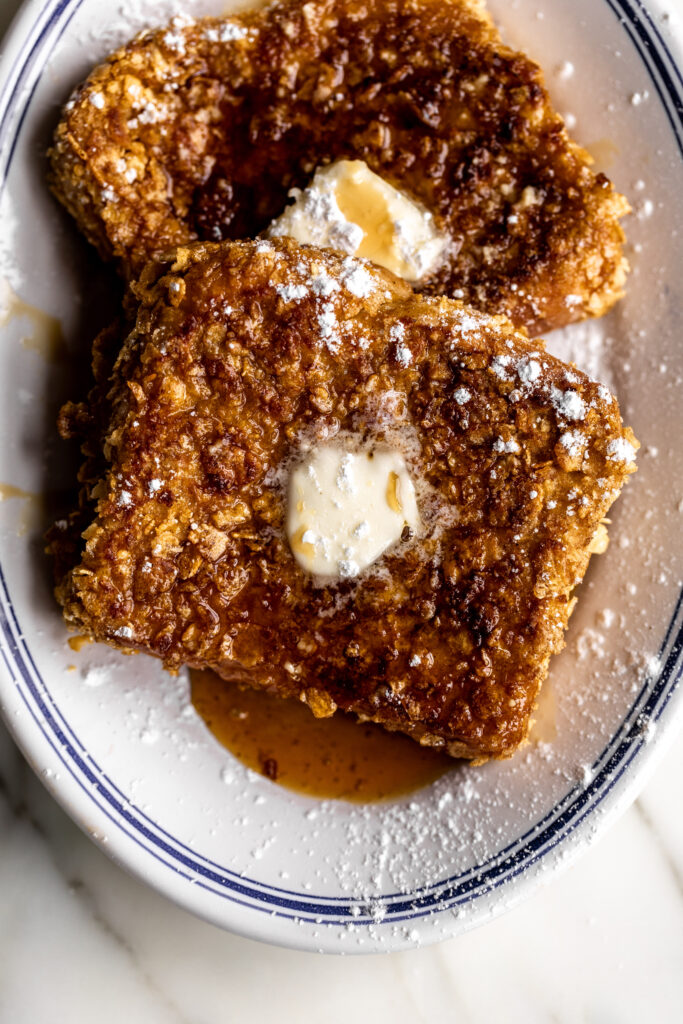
[584,138,619,170]
[528,678,558,743]
[1,280,67,362]
[191,669,453,802]
[0,483,43,536]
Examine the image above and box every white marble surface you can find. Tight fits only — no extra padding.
[1,716,682,1022]
[1,0,683,1016]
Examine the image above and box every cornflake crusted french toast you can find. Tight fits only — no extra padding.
[48,0,629,336]
[51,239,638,762]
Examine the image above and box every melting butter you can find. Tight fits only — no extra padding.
[287,444,420,579]
[268,159,448,282]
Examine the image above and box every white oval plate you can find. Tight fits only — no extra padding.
[0,0,682,954]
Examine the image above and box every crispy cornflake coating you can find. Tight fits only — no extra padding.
[48,0,628,336]
[52,239,638,760]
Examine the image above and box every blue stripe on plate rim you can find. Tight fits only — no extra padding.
[0,0,681,930]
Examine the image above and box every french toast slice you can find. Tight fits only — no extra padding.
[52,239,638,761]
[48,0,628,336]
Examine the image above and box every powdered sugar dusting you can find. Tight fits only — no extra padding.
[395,342,412,367]
[493,436,520,454]
[559,430,585,458]
[606,437,637,464]
[549,386,586,421]
[390,323,412,366]
[341,258,376,298]
[545,317,615,389]
[490,354,513,380]
[204,21,249,43]
[276,283,308,303]
[317,305,340,354]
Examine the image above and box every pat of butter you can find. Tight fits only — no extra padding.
[287,444,420,578]
[268,159,447,282]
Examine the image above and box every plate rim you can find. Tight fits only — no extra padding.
[0,0,682,953]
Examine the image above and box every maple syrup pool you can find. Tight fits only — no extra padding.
[191,669,453,802]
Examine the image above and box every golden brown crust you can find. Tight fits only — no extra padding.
[52,238,637,760]
[48,0,628,335]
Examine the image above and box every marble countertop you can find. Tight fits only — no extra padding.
[1,0,682,1017]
